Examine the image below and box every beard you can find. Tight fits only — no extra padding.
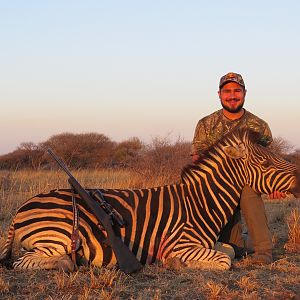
[221,100,244,113]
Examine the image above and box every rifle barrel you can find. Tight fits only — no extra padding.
[47,147,142,273]
[47,148,74,178]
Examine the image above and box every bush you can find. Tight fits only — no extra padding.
[0,133,192,179]
[41,132,115,169]
[132,135,191,184]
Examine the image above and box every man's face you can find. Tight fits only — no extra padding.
[218,82,246,113]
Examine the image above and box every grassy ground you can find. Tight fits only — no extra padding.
[0,170,299,300]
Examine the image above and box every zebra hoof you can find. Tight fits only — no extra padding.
[55,255,76,272]
[163,257,186,270]
[185,258,231,271]
[213,242,235,260]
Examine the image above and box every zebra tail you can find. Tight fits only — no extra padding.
[0,220,15,262]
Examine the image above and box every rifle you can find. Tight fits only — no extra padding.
[90,189,126,228]
[47,148,142,274]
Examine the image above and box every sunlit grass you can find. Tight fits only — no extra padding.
[0,169,299,299]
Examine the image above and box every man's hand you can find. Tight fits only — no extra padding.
[268,191,286,200]
[191,154,200,163]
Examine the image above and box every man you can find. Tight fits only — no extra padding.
[191,72,284,264]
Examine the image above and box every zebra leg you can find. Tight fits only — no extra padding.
[13,247,75,272]
[213,242,235,259]
[165,246,232,270]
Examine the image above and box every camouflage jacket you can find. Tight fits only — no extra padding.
[191,109,273,155]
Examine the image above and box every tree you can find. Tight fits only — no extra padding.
[269,136,294,156]
[135,135,191,183]
[112,137,144,166]
[42,132,114,168]
[18,142,45,169]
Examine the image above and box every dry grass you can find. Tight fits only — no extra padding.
[285,207,300,253]
[0,170,300,299]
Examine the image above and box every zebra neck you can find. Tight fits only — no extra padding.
[182,163,245,226]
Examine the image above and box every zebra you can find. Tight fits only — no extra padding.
[0,128,297,271]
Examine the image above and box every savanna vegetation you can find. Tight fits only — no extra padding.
[0,132,299,173]
[0,133,191,175]
[0,133,299,299]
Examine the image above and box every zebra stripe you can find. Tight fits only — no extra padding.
[0,128,297,271]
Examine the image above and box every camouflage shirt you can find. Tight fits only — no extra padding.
[191,109,273,155]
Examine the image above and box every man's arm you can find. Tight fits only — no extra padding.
[259,123,273,147]
[268,191,286,199]
[191,120,210,163]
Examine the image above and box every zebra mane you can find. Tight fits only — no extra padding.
[181,127,257,179]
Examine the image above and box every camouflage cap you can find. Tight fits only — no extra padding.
[219,72,245,89]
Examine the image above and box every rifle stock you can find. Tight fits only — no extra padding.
[48,148,142,274]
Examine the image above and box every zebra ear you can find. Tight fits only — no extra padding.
[223,143,247,159]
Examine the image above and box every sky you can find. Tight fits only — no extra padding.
[1,0,300,155]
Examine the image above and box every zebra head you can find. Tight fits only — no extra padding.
[219,129,298,196]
